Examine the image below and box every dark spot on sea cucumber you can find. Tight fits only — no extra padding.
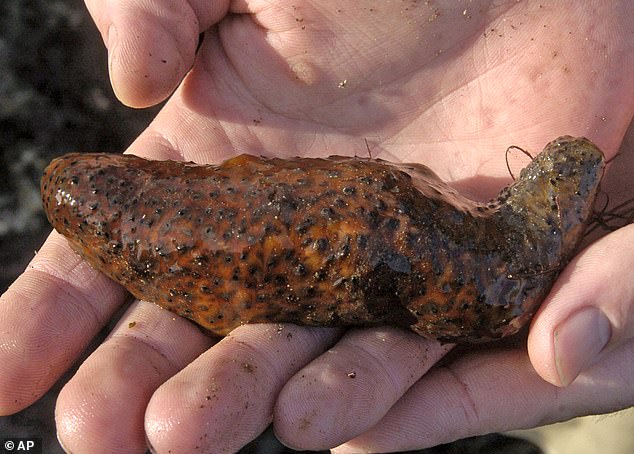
[313,238,329,251]
[342,186,356,195]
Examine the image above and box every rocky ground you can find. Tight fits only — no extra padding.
[0,1,549,452]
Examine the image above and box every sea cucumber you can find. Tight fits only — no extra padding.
[40,136,605,342]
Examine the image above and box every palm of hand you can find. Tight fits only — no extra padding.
[141,1,625,187]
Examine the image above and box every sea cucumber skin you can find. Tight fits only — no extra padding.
[40,136,605,342]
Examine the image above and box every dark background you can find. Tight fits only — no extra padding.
[0,0,157,292]
[0,1,541,452]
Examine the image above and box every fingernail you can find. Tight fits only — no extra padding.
[106,25,123,100]
[107,24,118,51]
[554,307,611,386]
[107,25,118,75]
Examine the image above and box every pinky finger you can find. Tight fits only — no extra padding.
[333,341,634,453]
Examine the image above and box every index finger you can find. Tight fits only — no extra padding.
[0,231,127,414]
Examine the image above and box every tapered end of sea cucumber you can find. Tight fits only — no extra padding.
[41,153,87,237]
[40,152,145,253]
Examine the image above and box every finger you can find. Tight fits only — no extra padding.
[145,324,341,454]
[55,299,212,453]
[0,231,127,415]
[273,327,452,451]
[83,0,230,107]
[334,341,634,453]
[528,223,634,386]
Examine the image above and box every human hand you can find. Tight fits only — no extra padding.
[1,1,633,453]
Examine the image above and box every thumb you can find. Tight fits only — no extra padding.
[84,0,230,107]
[528,224,634,387]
